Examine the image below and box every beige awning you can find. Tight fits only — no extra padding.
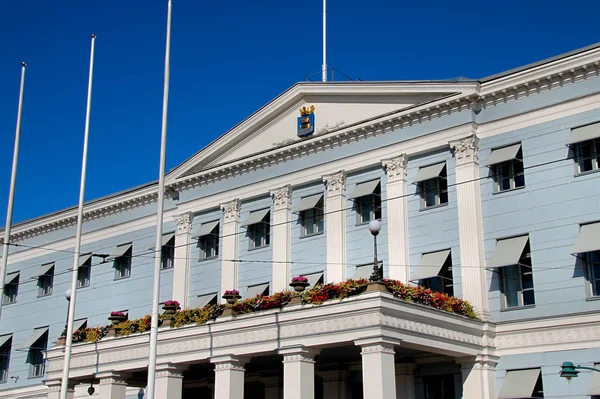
[245,283,269,298]
[498,368,540,399]
[486,144,522,166]
[194,293,218,308]
[241,209,270,227]
[148,233,176,251]
[296,194,324,212]
[486,236,529,269]
[19,327,48,349]
[0,334,11,348]
[410,250,451,281]
[352,264,382,280]
[304,272,324,288]
[413,162,446,184]
[572,222,600,254]
[73,318,87,332]
[107,244,132,261]
[6,271,19,284]
[567,122,600,145]
[79,254,92,267]
[348,180,380,199]
[30,263,55,279]
[589,364,600,394]
[192,221,220,238]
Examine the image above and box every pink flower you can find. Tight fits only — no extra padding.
[164,300,180,307]
[110,311,126,317]
[224,289,240,296]
[292,276,308,283]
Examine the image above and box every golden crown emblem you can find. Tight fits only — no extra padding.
[299,105,316,116]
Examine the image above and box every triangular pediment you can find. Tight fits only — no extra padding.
[167,81,476,183]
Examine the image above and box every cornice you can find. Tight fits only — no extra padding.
[6,55,600,243]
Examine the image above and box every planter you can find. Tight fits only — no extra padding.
[108,315,127,325]
[222,294,241,305]
[57,336,66,346]
[289,281,310,293]
[162,305,180,315]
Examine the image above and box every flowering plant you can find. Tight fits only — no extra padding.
[164,300,180,307]
[302,279,367,305]
[232,291,292,314]
[223,289,240,296]
[110,311,126,317]
[291,276,308,283]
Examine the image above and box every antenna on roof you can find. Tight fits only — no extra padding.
[322,0,327,82]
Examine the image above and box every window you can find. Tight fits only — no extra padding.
[415,163,448,209]
[199,223,220,260]
[349,180,382,224]
[27,329,48,378]
[574,138,600,174]
[77,258,91,288]
[0,336,11,383]
[586,251,600,297]
[113,245,132,280]
[244,210,270,249]
[423,374,455,399]
[37,265,54,297]
[2,273,19,305]
[498,369,544,399]
[161,236,175,269]
[501,240,534,308]
[301,198,324,236]
[420,254,454,297]
[492,146,525,192]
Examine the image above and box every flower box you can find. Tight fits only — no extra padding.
[222,290,241,305]
[108,311,127,325]
[289,276,310,292]
[162,300,181,315]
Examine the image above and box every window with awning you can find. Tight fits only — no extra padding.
[498,368,543,399]
[297,194,325,237]
[194,293,218,308]
[77,254,92,288]
[572,222,600,298]
[108,244,133,280]
[195,221,220,260]
[349,180,381,224]
[244,283,269,298]
[568,123,600,174]
[0,334,11,383]
[303,272,324,288]
[2,272,19,305]
[487,144,525,192]
[353,263,382,280]
[567,122,600,145]
[413,162,448,209]
[411,250,453,296]
[243,209,271,249]
[33,263,54,297]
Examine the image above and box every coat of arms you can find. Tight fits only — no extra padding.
[297,105,315,137]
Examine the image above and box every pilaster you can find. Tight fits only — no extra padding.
[155,363,186,399]
[354,337,399,399]
[220,199,241,302]
[279,346,320,399]
[382,155,409,282]
[96,370,129,399]
[322,171,347,283]
[395,363,416,399]
[46,379,75,399]
[455,355,498,399]
[318,370,348,399]
[173,212,192,308]
[271,185,292,292]
[449,135,490,319]
[211,354,247,399]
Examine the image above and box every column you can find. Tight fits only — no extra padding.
[271,185,292,292]
[279,346,319,399]
[173,212,193,308]
[456,355,498,399]
[318,370,348,399]
[449,135,489,318]
[46,379,75,399]
[264,376,283,399]
[354,337,399,399]
[96,371,129,399]
[155,363,185,399]
[211,354,247,399]
[220,199,241,301]
[322,171,347,283]
[395,363,416,399]
[382,155,409,282]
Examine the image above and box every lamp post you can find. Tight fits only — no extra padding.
[63,290,71,338]
[368,220,382,281]
[560,361,600,381]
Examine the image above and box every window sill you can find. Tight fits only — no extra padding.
[1,301,17,306]
[37,293,52,298]
[355,218,382,227]
[419,202,449,212]
[300,231,324,239]
[0,380,6,384]
[585,296,600,302]
[248,245,270,252]
[114,276,131,281]
[575,168,600,178]
[198,256,219,262]
[160,266,174,271]
[500,304,536,312]
[492,185,526,195]
[28,375,44,380]
[76,285,90,290]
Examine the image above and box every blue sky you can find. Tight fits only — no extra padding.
[0,0,598,224]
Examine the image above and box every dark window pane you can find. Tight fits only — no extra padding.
[523,290,535,306]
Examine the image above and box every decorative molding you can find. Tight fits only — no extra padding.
[279,346,319,363]
[220,199,241,223]
[359,343,396,355]
[213,361,246,371]
[317,120,346,134]
[270,185,292,210]
[382,154,408,182]
[449,134,479,165]
[174,211,193,234]
[323,170,347,196]
[156,363,185,378]
[456,355,499,371]
[96,371,129,385]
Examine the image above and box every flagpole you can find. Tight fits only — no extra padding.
[146,0,172,397]
[0,62,26,321]
[60,34,96,399]
[322,0,327,82]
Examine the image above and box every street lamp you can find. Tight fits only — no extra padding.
[560,361,600,381]
[62,290,71,339]
[368,219,382,282]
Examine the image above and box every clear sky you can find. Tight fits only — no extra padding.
[0,0,598,224]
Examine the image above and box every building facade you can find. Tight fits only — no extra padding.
[1,44,600,398]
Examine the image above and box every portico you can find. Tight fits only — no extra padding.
[44,289,495,399]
